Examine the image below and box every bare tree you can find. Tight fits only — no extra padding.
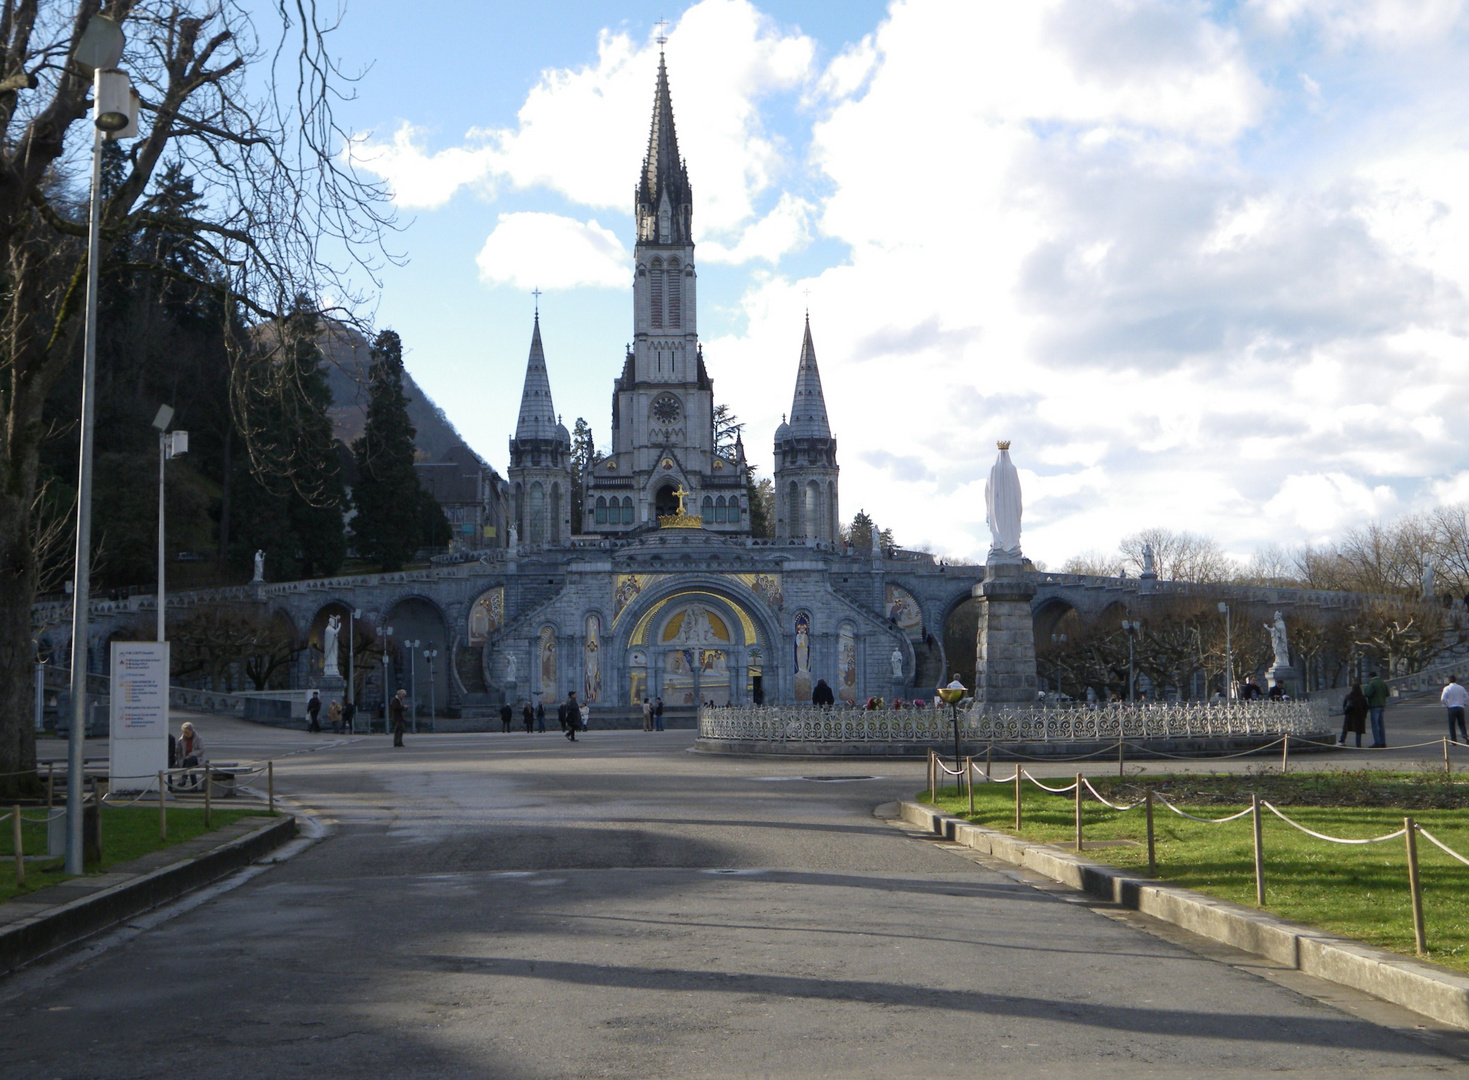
[1060,549,1125,577]
[1,1,394,795]
[1118,527,1235,583]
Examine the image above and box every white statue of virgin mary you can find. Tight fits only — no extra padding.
[985,441,1023,565]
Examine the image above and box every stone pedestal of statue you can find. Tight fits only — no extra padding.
[972,562,1038,709]
[1267,663,1300,698]
[317,673,346,700]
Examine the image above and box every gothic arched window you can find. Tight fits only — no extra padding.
[595,496,607,525]
[701,496,714,522]
[621,497,634,524]
[714,496,726,523]
[667,258,681,328]
[730,499,742,524]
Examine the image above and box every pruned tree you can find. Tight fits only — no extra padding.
[0,1,395,796]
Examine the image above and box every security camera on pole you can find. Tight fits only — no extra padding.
[64,16,139,875]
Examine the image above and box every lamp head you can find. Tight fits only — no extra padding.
[1217,602,1228,614]
[73,15,125,71]
[151,404,174,431]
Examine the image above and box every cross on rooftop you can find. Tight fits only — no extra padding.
[654,17,669,45]
[532,287,542,315]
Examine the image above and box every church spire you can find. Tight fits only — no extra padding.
[514,312,561,442]
[787,313,831,440]
[636,49,692,244]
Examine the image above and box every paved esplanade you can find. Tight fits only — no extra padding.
[4,718,1467,1079]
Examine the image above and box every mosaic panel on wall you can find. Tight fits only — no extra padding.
[884,585,924,640]
[538,626,557,706]
[584,614,602,703]
[467,587,505,646]
[793,612,812,702]
[838,622,858,705]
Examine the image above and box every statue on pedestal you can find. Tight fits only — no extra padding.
[890,648,904,681]
[322,615,341,678]
[984,441,1023,565]
[252,549,265,583]
[505,652,518,684]
[1265,611,1290,670]
[1423,558,1437,601]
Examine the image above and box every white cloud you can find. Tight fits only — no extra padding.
[353,0,816,262]
[475,213,629,290]
[1247,0,1467,45]
[1264,473,1400,535]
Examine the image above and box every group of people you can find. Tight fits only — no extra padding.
[305,690,357,735]
[495,696,589,738]
[641,697,665,731]
[1339,671,1392,747]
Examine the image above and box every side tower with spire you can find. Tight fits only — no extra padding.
[584,48,749,535]
[774,316,839,542]
[506,311,572,547]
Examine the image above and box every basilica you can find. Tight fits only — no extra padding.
[471,52,934,714]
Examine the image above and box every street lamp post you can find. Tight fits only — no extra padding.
[64,16,137,876]
[1218,602,1233,700]
[347,608,361,732]
[404,639,420,733]
[1122,620,1139,702]
[151,406,186,642]
[425,648,438,731]
[382,625,394,733]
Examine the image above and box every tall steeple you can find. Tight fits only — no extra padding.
[636,49,692,245]
[787,314,831,440]
[514,313,561,443]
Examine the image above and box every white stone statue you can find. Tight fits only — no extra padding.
[505,652,518,684]
[1423,558,1436,600]
[509,524,519,549]
[890,648,904,681]
[1142,543,1155,576]
[984,442,1023,564]
[322,615,341,678]
[252,549,265,583]
[1265,610,1289,670]
[674,604,716,645]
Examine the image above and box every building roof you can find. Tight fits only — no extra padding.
[513,314,567,446]
[786,315,831,441]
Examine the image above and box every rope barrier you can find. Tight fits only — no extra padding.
[1080,777,1144,812]
[1021,770,1079,794]
[1259,801,1407,845]
[1150,791,1256,823]
[1414,825,1469,869]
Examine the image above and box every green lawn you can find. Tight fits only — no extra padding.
[922,770,1469,972]
[0,804,268,904]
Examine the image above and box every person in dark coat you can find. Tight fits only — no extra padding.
[654,697,664,731]
[1340,683,1368,747]
[564,691,579,741]
[535,702,546,732]
[341,699,356,735]
[389,689,408,747]
[812,679,835,706]
[500,702,513,733]
[306,690,322,732]
[522,701,534,734]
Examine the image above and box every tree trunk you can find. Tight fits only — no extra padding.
[0,491,40,799]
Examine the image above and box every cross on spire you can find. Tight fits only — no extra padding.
[654,16,669,46]
[532,286,542,316]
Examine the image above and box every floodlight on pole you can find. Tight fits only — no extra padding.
[65,14,135,877]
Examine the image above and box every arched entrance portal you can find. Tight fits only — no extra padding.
[622,590,768,708]
[653,482,681,519]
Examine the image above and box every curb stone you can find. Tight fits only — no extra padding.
[899,799,1469,1030]
[0,814,297,976]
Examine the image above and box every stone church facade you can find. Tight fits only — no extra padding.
[486,53,897,713]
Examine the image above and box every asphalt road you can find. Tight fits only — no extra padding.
[5,708,1469,1079]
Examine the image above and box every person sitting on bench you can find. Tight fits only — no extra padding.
[177,722,206,788]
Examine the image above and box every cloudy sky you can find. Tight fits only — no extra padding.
[333,0,1469,567]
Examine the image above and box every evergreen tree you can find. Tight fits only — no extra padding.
[747,472,774,538]
[569,417,600,532]
[351,330,423,570]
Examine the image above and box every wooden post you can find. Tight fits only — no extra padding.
[928,750,935,804]
[1075,773,1083,852]
[158,771,167,841]
[1145,788,1156,875]
[12,806,23,888]
[268,760,275,814]
[1405,816,1427,957]
[204,768,212,828]
[1118,736,1125,778]
[1281,734,1289,774]
[1252,794,1266,907]
[966,756,975,815]
[1445,737,1451,775]
[1014,767,1022,831]
[985,741,993,779]
[47,763,54,810]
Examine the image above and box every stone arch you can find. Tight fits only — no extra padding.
[528,482,545,546]
[650,255,664,328]
[827,480,837,542]
[550,482,562,545]
[786,480,800,536]
[1033,597,1078,643]
[384,595,453,717]
[803,480,821,539]
[666,256,682,327]
[654,481,681,519]
[942,595,981,691]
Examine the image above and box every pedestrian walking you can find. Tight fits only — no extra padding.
[535,702,546,732]
[812,679,835,706]
[307,690,322,732]
[1442,676,1469,743]
[1340,683,1368,747]
[642,698,653,731]
[501,702,513,733]
[580,702,590,732]
[390,688,408,747]
[522,701,534,733]
[564,691,579,741]
[1364,670,1390,747]
[341,699,356,735]
[328,698,343,733]
[654,696,664,731]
